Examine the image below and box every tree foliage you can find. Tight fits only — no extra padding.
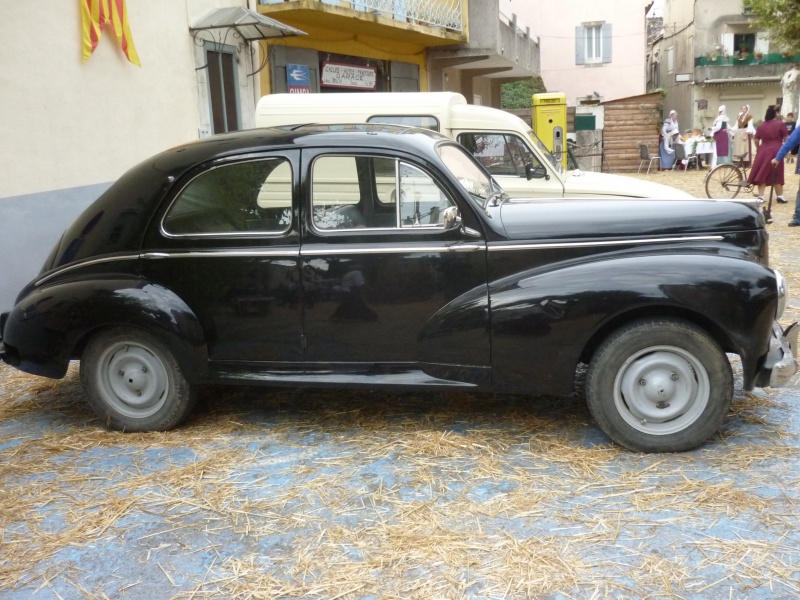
[746,0,800,50]
[500,77,547,109]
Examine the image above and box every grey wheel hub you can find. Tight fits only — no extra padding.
[615,347,710,435]
[98,343,169,418]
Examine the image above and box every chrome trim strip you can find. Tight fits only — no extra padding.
[142,249,300,259]
[35,254,141,286]
[301,244,483,256]
[488,235,725,251]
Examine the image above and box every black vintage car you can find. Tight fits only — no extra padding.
[1,125,796,452]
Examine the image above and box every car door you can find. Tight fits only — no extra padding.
[456,131,565,198]
[141,151,304,363]
[298,148,491,384]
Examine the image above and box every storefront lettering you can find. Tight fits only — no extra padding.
[321,61,377,90]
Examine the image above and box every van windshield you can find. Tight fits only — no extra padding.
[527,130,564,174]
[437,143,501,205]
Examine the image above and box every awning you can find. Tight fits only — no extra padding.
[190,7,306,41]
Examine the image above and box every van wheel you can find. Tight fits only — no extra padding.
[80,328,195,432]
[586,319,733,453]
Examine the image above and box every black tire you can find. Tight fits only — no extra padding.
[704,164,743,199]
[80,327,196,431]
[586,319,733,453]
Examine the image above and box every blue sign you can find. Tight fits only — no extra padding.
[287,64,311,94]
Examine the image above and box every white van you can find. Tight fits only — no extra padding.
[254,92,693,199]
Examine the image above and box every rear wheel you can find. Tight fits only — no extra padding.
[81,328,196,431]
[705,164,744,199]
[586,319,733,452]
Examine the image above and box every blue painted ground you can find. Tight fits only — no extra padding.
[1,361,799,599]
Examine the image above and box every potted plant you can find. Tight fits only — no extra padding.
[755,51,763,61]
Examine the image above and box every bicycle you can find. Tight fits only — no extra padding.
[704,153,756,199]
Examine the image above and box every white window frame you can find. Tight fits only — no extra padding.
[585,24,603,64]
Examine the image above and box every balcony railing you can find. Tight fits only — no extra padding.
[695,52,799,67]
[260,0,463,31]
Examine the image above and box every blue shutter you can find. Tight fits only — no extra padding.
[602,23,612,63]
[576,26,586,65]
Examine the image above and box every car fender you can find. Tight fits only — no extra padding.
[488,253,778,395]
[3,276,208,381]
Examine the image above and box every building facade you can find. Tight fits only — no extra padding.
[0,0,539,312]
[512,0,651,106]
[257,0,539,107]
[650,0,797,132]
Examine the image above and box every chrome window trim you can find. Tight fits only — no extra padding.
[160,156,294,239]
[310,153,455,234]
[488,235,724,251]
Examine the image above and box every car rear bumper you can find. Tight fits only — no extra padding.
[763,321,799,388]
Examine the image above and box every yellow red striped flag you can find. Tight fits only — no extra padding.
[80,0,140,67]
[108,0,141,67]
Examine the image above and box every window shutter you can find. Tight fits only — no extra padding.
[601,23,612,63]
[575,26,585,65]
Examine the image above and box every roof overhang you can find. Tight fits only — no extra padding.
[698,75,781,86]
[190,7,307,42]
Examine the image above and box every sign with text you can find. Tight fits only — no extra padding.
[321,61,377,90]
[286,64,311,94]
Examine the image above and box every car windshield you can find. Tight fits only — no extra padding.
[527,129,564,174]
[436,143,501,206]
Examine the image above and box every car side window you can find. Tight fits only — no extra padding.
[311,155,455,231]
[163,158,292,236]
[458,132,542,177]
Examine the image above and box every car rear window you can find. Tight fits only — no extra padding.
[163,158,292,236]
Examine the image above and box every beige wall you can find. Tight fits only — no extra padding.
[516,0,649,106]
[0,0,260,198]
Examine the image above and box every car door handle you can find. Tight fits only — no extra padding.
[447,243,484,253]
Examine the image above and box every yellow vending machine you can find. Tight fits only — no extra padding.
[532,93,568,170]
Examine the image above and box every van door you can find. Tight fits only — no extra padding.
[455,132,565,198]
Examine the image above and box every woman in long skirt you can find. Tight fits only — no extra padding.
[659,110,679,170]
[747,105,789,202]
[712,105,731,165]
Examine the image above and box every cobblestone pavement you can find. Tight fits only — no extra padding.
[1,171,800,599]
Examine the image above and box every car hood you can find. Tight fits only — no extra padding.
[562,170,696,199]
[495,198,763,242]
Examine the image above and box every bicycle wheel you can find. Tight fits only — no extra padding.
[704,164,744,199]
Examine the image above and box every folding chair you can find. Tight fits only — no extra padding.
[638,143,660,174]
[673,143,698,172]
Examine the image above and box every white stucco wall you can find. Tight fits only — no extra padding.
[0,0,259,199]
[515,0,649,106]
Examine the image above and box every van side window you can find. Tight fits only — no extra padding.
[367,115,439,131]
[458,133,542,178]
[310,155,455,231]
[164,158,292,236]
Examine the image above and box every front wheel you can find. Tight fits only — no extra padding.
[586,319,733,452]
[705,164,744,199]
[80,327,196,431]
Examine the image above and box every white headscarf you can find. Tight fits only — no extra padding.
[714,105,728,126]
[712,105,729,133]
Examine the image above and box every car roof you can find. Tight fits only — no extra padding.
[148,124,453,175]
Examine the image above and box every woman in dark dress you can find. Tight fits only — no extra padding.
[747,105,789,202]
